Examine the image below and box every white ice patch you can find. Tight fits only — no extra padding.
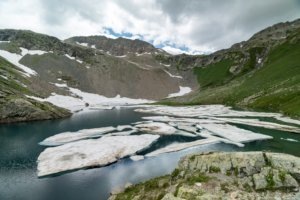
[28,84,155,112]
[213,117,300,134]
[91,45,96,49]
[115,55,127,58]
[280,138,298,142]
[0,40,10,43]
[37,134,160,177]
[164,70,183,79]
[0,49,37,76]
[275,116,300,126]
[64,54,83,64]
[167,86,192,98]
[136,52,151,56]
[20,48,47,56]
[76,42,89,47]
[135,122,196,137]
[0,75,8,80]
[146,138,220,157]
[200,123,272,143]
[161,63,171,67]
[130,155,145,161]
[135,105,282,118]
[39,126,116,146]
[258,58,262,64]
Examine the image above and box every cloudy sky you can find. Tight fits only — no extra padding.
[0,0,299,54]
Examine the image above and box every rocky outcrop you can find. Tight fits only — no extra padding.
[65,36,161,56]
[111,152,300,200]
[0,97,70,123]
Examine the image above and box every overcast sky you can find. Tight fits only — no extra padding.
[0,0,299,54]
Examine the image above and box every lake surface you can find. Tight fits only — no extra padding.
[0,108,300,200]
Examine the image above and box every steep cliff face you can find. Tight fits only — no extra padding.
[111,152,300,200]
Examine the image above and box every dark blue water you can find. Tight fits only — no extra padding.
[0,108,299,200]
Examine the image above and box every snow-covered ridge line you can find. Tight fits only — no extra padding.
[167,86,192,98]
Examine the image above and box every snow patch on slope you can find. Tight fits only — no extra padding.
[0,49,37,76]
[164,70,182,79]
[167,86,192,98]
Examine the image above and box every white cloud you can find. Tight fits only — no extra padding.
[0,0,299,54]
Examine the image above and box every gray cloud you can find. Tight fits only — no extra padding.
[0,0,299,53]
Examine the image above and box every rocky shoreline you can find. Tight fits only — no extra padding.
[110,151,300,200]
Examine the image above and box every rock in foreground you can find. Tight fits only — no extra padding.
[37,134,159,177]
[110,151,300,200]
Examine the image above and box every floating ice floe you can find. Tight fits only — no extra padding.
[142,116,225,125]
[103,130,137,137]
[275,116,300,126]
[130,155,145,161]
[135,105,282,118]
[39,126,116,146]
[135,122,196,137]
[212,117,300,134]
[200,123,272,143]
[37,134,159,177]
[146,138,220,157]
[167,86,192,98]
[280,138,298,142]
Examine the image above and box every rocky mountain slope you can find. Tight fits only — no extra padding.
[110,151,300,200]
[0,30,196,123]
[0,56,70,123]
[161,18,300,118]
[0,18,299,123]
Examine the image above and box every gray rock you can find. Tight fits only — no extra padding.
[161,193,184,200]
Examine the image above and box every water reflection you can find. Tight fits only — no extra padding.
[0,108,299,200]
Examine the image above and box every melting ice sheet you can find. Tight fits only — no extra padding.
[36,105,300,177]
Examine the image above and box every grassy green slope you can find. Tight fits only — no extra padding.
[189,39,300,118]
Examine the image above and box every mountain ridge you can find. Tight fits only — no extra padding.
[0,18,300,123]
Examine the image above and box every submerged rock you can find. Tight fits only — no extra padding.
[37,134,159,177]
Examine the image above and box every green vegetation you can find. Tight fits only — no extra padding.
[180,36,300,119]
[241,47,264,73]
[186,173,210,185]
[243,183,252,192]
[279,170,287,183]
[193,59,234,88]
[266,170,275,189]
[209,166,221,173]
[220,183,230,193]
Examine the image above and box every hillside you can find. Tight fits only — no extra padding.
[0,29,196,123]
[0,19,299,123]
[161,19,300,118]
